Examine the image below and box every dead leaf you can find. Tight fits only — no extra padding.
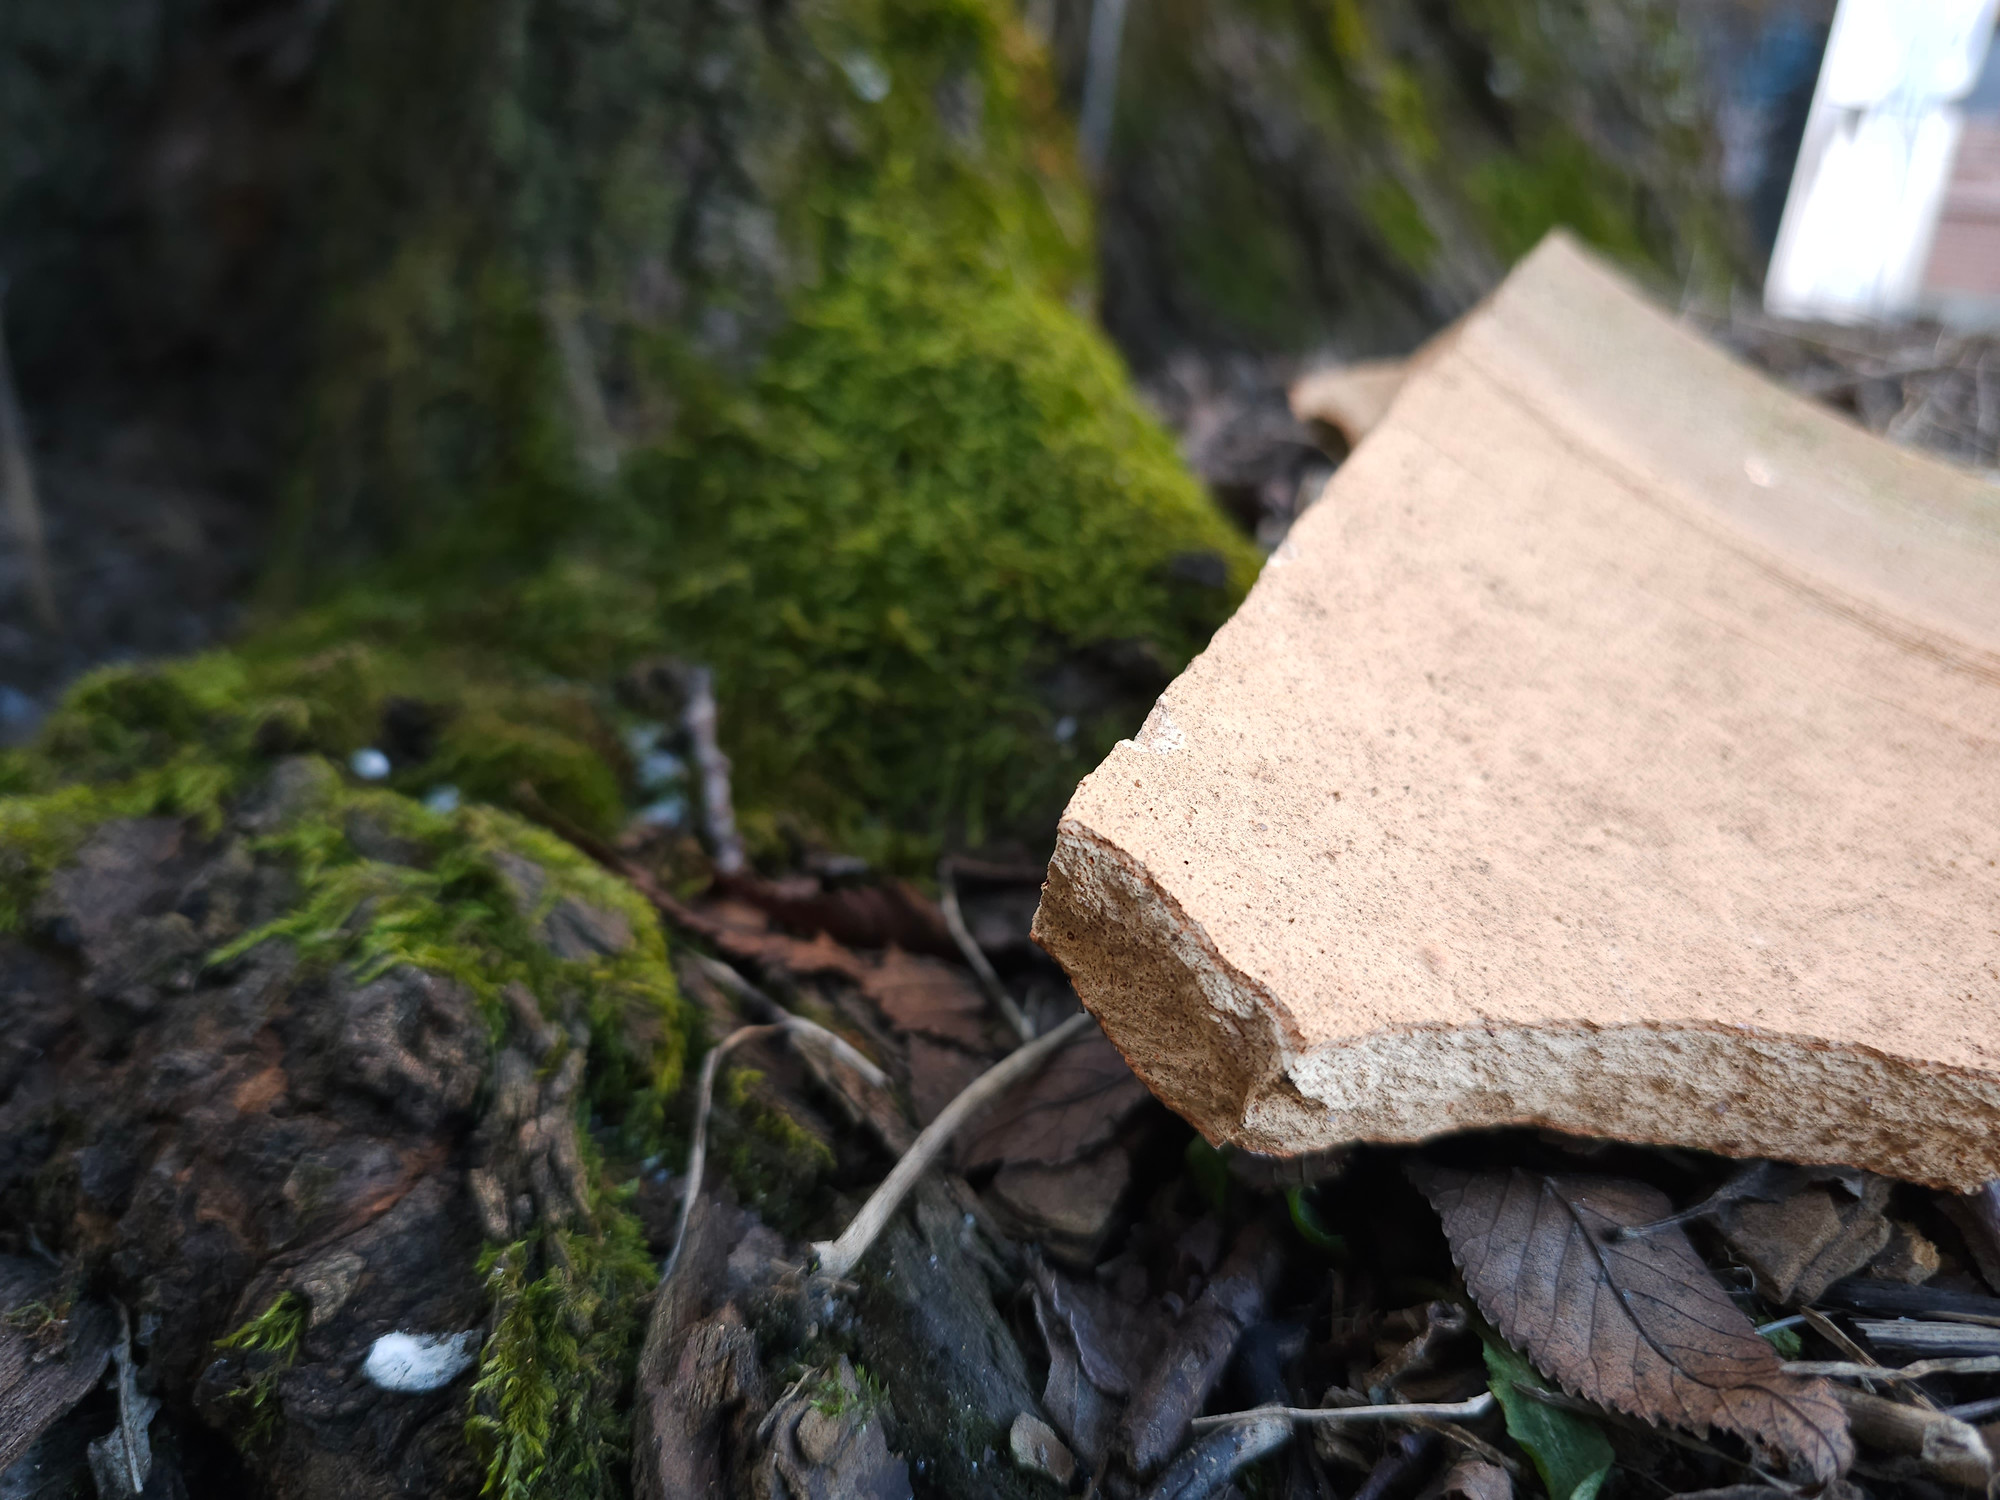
[904,1037,986,1128]
[1410,1165,1852,1483]
[1120,1223,1282,1475]
[1429,1456,1514,1500]
[715,871,954,958]
[1717,1176,1893,1306]
[699,899,873,983]
[1031,1255,1154,1399]
[1033,1288,1123,1472]
[1867,1220,1940,1285]
[862,948,992,1050]
[1937,1185,2000,1292]
[959,1029,1151,1172]
[986,1148,1132,1268]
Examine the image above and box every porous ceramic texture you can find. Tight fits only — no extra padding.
[1034,234,2000,1190]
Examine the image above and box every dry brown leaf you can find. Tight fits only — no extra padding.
[1432,1456,1514,1500]
[699,898,873,982]
[905,1036,988,1128]
[1411,1165,1852,1483]
[714,871,955,956]
[959,1029,1151,1171]
[862,947,993,1049]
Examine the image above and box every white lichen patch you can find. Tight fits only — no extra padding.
[361,1329,481,1392]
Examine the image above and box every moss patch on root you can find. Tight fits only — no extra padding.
[467,1211,657,1500]
[0,693,687,1489]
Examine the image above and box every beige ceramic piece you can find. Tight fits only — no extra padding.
[1034,233,2000,1190]
[1288,357,1410,446]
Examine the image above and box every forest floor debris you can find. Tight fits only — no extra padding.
[605,816,2000,1500]
[5,253,2000,1500]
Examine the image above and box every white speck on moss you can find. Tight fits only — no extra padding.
[349,747,391,781]
[362,1330,480,1392]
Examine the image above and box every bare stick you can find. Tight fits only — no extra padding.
[812,1010,1092,1279]
[0,280,56,632]
[1192,1393,1495,1435]
[1784,1357,2000,1381]
[688,953,888,1088]
[661,1023,780,1283]
[938,857,1034,1043]
[659,978,893,1285]
[681,664,745,876]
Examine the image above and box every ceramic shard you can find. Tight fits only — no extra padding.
[1033,233,2000,1190]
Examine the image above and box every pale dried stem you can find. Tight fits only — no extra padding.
[811,1010,1094,1280]
[660,971,895,1286]
[661,1023,780,1283]
[1191,1392,1495,1435]
[688,954,888,1088]
[1785,1357,2000,1381]
[938,858,1034,1043]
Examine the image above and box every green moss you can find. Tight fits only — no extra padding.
[715,1066,837,1229]
[220,0,1247,864]
[811,1362,891,1419]
[1108,0,1739,354]
[466,1213,656,1500]
[220,789,684,1123]
[636,210,1259,856]
[219,1292,307,1359]
[1360,177,1439,273]
[216,1293,307,1447]
[1464,132,1651,266]
[0,754,240,933]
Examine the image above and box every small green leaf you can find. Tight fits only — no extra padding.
[1760,1323,1804,1360]
[1184,1136,1231,1218]
[1483,1337,1614,1500]
[1284,1186,1349,1257]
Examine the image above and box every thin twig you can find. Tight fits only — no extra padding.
[1191,1392,1495,1435]
[937,857,1034,1043]
[660,982,895,1286]
[111,1303,147,1494]
[688,953,889,1087]
[661,1024,780,1283]
[812,1010,1093,1279]
[0,278,57,632]
[1784,1356,2000,1381]
[1517,1385,1801,1490]
[1797,1305,1940,1408]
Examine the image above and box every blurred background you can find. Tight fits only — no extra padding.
[0,0,1994,864]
